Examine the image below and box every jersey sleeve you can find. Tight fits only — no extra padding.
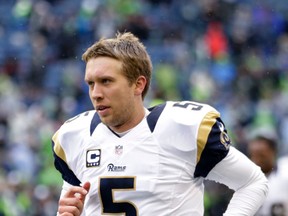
[206,147,269,215]
[194,111,231,178]
[52,129,82,186]
[51,111,96,186]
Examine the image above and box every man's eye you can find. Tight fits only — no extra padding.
[87,81,94,86]
[102,79,111,84]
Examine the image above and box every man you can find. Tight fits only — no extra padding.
[247,134,288,216]
[52,32,268,215]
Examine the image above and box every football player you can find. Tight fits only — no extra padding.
[52,32,268,216]
[247,135,288,216]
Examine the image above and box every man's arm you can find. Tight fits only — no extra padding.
[206,146,269,215]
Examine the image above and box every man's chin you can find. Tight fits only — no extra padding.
[100,117,114,127]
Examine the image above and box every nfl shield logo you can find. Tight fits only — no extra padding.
[115,145,123,155]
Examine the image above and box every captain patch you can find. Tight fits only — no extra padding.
[86,149,101,167]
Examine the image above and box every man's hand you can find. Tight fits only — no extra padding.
[58,182,91,216]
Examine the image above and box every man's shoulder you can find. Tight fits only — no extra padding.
[155,101,219,125]
[277,156,288,175]
[53,110,96,140]
[146,101,220,136]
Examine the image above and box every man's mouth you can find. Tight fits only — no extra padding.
[96,105,110,113]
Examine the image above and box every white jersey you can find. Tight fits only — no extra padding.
[277,156,288,178]
[256,157,288,216]
[52,101,268,216]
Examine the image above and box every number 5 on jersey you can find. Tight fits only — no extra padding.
[99,177,138,216]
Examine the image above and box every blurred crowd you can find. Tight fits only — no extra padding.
[0,0,288,215]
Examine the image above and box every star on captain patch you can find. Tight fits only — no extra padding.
[115,145,123,155]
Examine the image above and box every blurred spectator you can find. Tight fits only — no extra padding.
[247,133,288,216]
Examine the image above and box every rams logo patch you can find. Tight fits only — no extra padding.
[217,121,231,149]
[86,149,101,167]
[220,132,230,149]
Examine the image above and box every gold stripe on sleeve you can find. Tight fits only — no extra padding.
[196,111,220,163]
[52,130,67,163]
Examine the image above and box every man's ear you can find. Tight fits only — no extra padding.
[134,76,147,96]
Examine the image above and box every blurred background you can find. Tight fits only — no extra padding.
[0,0,287,215]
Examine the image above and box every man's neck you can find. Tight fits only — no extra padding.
[109,108,150,136]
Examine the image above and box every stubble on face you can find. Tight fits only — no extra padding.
[99,91,136,132]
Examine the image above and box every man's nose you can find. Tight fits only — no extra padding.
[90,84,103,100]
